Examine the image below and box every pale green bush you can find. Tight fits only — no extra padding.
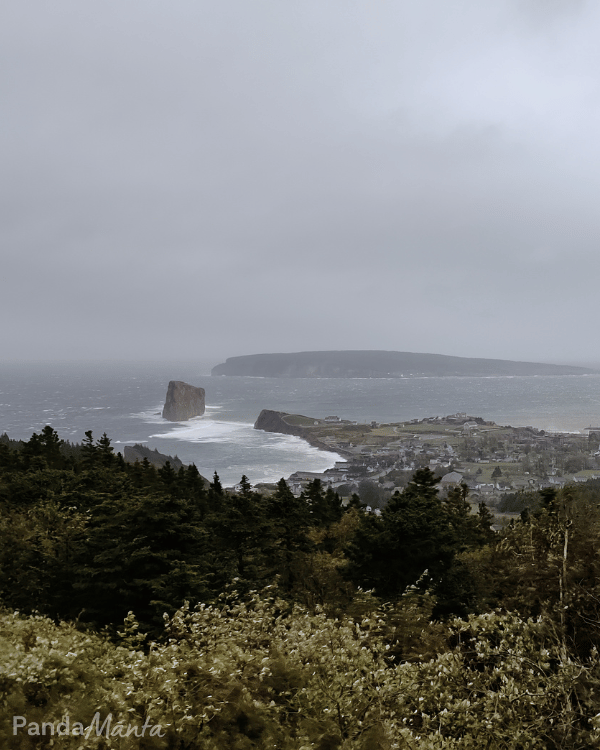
[1,597,600,749]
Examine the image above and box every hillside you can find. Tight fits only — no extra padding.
[211,350,596,378]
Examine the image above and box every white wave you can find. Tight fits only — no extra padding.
[225,449,343,485]
[134,404,222,424]
[131,405,166,423]
[150,418,252,443]
[156,421,339,459]
[270,433,345,460]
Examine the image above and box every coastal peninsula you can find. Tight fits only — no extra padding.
[255,408,600,511]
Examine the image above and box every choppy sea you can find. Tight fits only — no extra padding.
[1,360,600,486]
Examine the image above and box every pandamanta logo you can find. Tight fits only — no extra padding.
[13,713,166,739]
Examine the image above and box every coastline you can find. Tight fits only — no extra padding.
[252,407,600,499]
[253,409,355,458]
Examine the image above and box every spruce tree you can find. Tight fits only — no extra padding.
[265,479,311,591]
[96,432,114,466]
[75,488,209,634]
[80,431,97,467]
[346,468,454,598]
[206,478,268,591]
[302,479,344,526]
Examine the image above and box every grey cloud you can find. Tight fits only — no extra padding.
[2,1,600,364]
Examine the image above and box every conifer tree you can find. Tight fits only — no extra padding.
[182,463,209,517]
[75,487,209,634]
[206,477,268,590]
[210,471,223,495]
[207,471,224,513]
[265,479,311,591]
[96,432,114,466]
[477,501,496,543]
[323,487,344,525]
[346,468,455,598]
[80,430,97,467]
[238,474,253,498]
[444,483,489,549]
[20,431,45,471]
[302,479,344,526]
[158,460,177,488]
[38,426,64,468]
[0,440,12,470]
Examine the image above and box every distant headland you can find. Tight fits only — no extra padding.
[211,350,597,379]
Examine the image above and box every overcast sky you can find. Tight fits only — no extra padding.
[2,0,600,367]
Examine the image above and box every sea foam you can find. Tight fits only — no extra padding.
[150,418,249,444]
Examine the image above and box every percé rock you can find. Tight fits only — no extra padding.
[212,350,597,378]
[162,381,205,421]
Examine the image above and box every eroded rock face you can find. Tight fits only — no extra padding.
[254,409,295,434]
[162,381,205,421]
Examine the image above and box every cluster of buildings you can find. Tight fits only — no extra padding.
[281,413,600,507]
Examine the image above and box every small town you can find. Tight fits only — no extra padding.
[255,410,600,518]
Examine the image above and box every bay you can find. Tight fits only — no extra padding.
[1,360,600,485]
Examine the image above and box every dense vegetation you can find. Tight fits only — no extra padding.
[2,427,600,748]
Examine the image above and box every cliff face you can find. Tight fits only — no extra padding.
[162,381,205,421]
[254,409,350,455]
[254,409,300,436]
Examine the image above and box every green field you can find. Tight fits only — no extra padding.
[282,414,318,427]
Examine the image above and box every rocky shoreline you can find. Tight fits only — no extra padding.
[253,409,355,457]
[253,407,600,505]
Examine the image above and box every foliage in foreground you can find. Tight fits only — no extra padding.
[5,429,600,747]
[2,592,600,749]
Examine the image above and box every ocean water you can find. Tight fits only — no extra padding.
[1,360,600,485]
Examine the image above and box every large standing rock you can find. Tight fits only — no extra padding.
[162,381,205,421]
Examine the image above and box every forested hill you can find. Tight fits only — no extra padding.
[211,350,596,378]
[5,426,600,745]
